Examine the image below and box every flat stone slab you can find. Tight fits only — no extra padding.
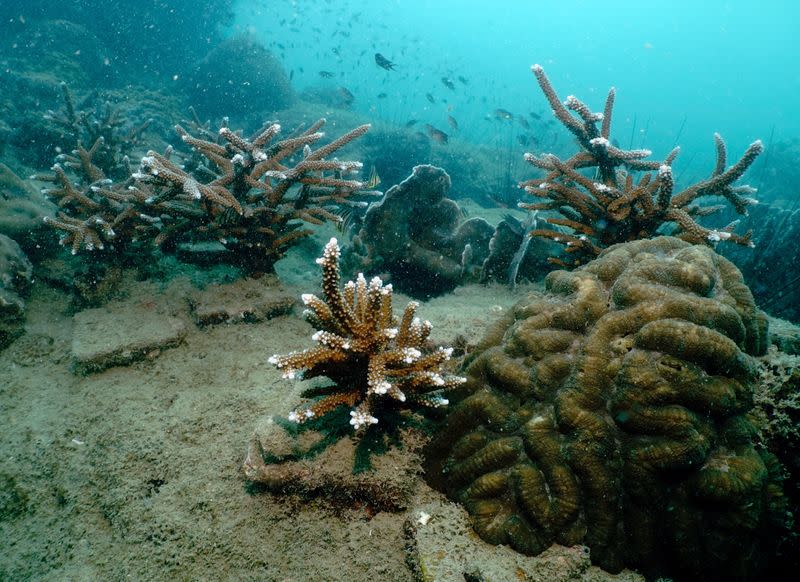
[243,415,425,512]
[404,499,644,582]
[189,277,295,326]
[71,304,188,374]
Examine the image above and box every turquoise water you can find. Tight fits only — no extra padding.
[234,0,799,180]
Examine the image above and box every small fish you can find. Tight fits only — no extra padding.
[458,75,469,85]
[337,86,355,106]
[405,119,418,127]
[374,53,397,70]
[377,92,387,99]
[426,93,436,104]
[425,124,449,144]
[331,47,341,57]
[529,111,542,120]
[319,71,335,78]
[366,165,381,189]
[289,70,294,81]
[447,115,459,131]
[441,77,455,91]
[517,115,530,129]
[517,134,529,146]
[494,108,514,120]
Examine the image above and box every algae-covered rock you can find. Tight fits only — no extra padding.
[425,236,785,580]
[0,234,33,349]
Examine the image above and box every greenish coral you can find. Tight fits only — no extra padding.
[425,236,784,579]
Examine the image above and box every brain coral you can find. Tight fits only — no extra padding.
[425,236,785,580]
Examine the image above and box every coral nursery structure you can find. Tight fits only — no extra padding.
[269,238,465,431]
[519,65,763,267]
[39,109,371,274]
[425,237,785,580]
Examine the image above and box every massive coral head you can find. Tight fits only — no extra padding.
[269,237,465,431]
[519,65,762,267]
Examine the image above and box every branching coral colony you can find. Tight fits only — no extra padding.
[519,65,763,267]
[37,90,372,274]
[269,238,465,431]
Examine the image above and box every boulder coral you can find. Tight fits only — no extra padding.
[425,236,785,580]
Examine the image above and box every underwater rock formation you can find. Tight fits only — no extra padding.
[520,65,762,267]
[425,236,785,580]
[0,234,33,349]
[352,165,495,297]
[184,35,295,119]
[715,202,800,323]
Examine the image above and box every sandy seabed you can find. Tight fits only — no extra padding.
[0,269,537,581]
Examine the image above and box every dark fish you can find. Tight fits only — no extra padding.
[529,111,542,120]
[447,115,459,131]
[337,86,355,106]
[517,134,529,146]
[405,119,418,127]
[458,75,469,85]
[494,108,514,120]
[517,115,530,129]
[374,53,397,70]
[332,47,341,56]
[319,71,335,78]
[426,93,436,104]
[289,70,294,81]
[425,124,449,144]
[441,77,455,91]
[377,92,388,99]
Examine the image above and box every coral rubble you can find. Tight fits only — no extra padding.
[425,236,785,579]
[520,65,763,267]
[269,237,465,431]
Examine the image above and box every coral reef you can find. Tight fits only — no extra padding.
[38,114,371,275]
[519,65,763,267]
[0,234,33,349]
[183,35,295,119]
[424,236,785,580]
[269,237,465,431]
[351,165,495,297]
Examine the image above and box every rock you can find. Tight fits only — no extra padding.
[71,303,188,374]
[243,415,426,512]
[0,234,33,349]
[768,315,800,355]
[188,276,295,326]
[404,499,644,582]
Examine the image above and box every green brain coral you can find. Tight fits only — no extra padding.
[425,236,785,580]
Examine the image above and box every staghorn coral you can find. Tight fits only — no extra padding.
[424,236,785,580]
[269,237,465,431]
[519,65,762,267]
[37,113,372,274]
